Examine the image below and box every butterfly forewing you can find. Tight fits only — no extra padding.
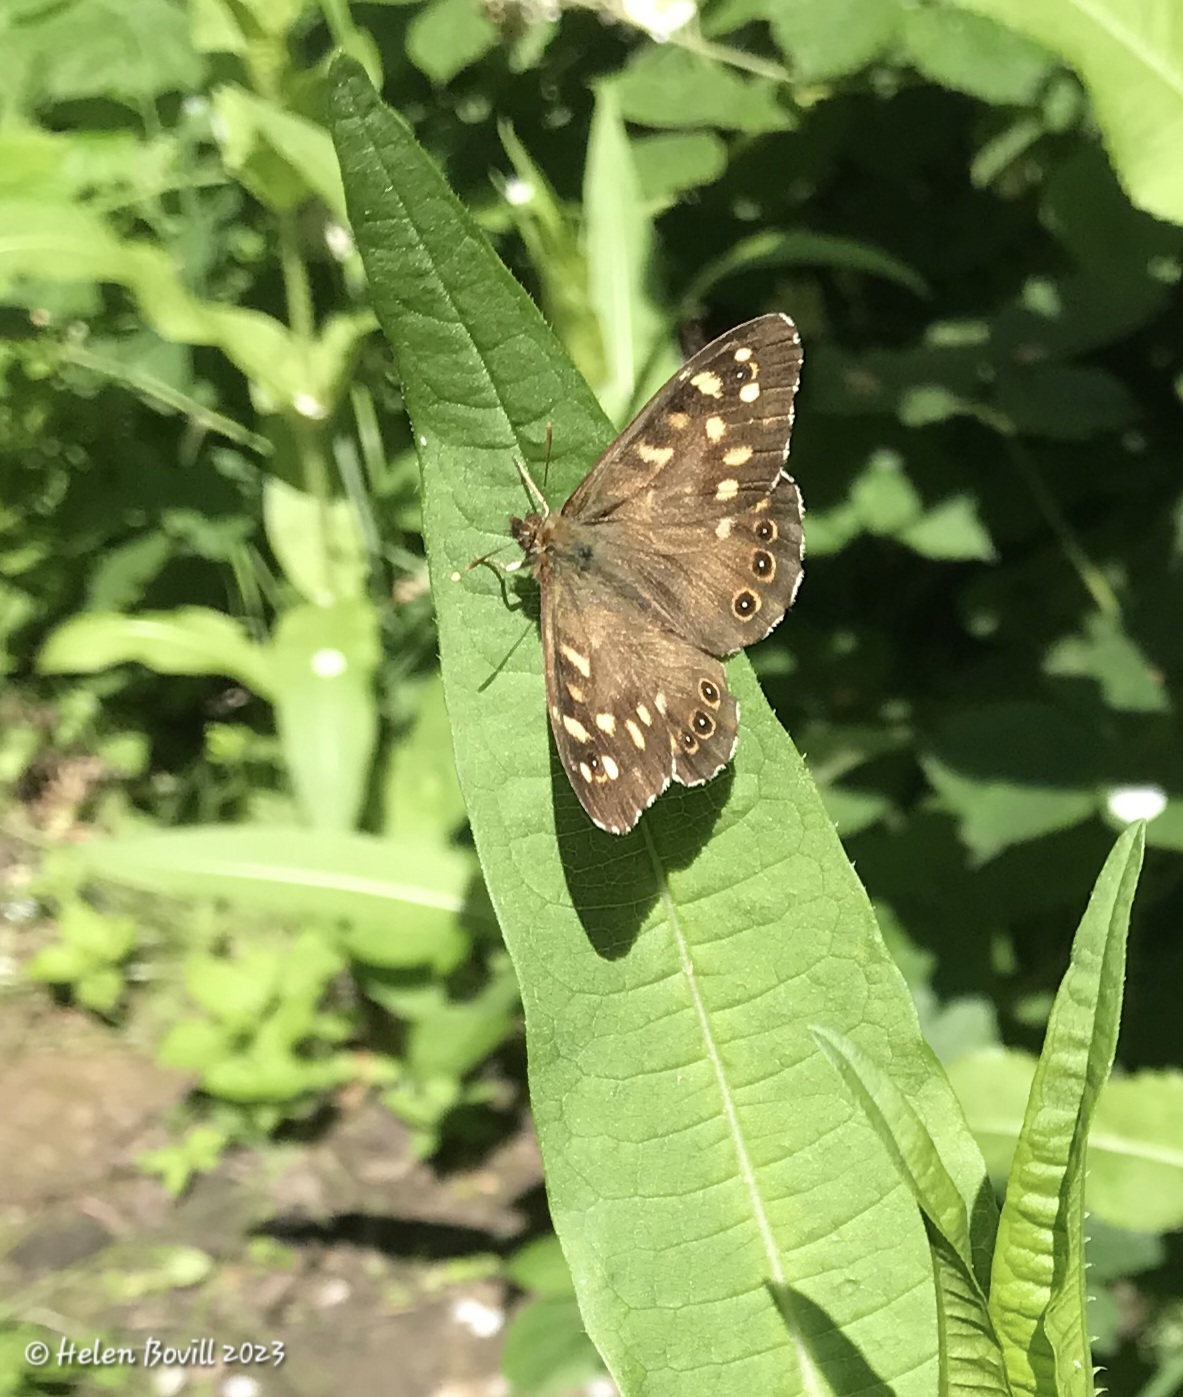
[560,313,804,658]
[563,314,802,522]
[510,312,804,833]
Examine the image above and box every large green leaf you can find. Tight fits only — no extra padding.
[948,0,1183,225]
[330,58,990,1397]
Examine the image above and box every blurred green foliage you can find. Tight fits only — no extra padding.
[1,0,1183,1391]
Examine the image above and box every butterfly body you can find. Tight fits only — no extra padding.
[511,313,804,835]
[512,512,661,618]
[511,512,597,584]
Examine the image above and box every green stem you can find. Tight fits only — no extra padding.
[279,216,315,343]
[278,215,338,595]
[1006,441,1122,621]
[59,343,272,455]
[671,30,791,83]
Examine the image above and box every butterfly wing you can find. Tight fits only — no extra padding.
[587,475,804,656]
[561,313,805,656]
[565,313,802,520]
[539,564,739,834]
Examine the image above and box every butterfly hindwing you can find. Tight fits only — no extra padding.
[539,571,738,834]
[582,472,804,656]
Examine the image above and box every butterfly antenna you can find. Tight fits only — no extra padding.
[466,545,507,571]
[513,454,549,516]
[543,421,553,491]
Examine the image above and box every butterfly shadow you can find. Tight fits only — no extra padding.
[472,566,537,695]
[552,755,734,961]
[767,1282,897,1396]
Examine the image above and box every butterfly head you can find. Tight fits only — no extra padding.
[508,453,557,575]
[510,510,552,574]
[510,510,541,550]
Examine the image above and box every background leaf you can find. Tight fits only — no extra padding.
[767,0,903,80]
[59,826,482,970]
[949,0,1183,223]
[616,48,792,131]
[988,825,1143,1392]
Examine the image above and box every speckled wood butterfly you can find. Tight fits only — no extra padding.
[509,313,804,835]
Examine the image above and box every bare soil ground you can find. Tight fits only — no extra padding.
[0,839,546,1397]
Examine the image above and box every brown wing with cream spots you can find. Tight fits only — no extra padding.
[583,472,804,656]
[557,313,804,657]
[539,569,738,834]
[563,314,802,524]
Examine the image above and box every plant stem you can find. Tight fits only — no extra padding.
[279,215,338,596]
[60,343,272,455]
[1007,441,1122,621]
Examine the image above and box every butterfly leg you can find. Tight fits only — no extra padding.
[462,552,527,611]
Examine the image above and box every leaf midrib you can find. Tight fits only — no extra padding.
[642,822,783,1276]
[147,856,470,913]
[644,822,835,1387]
